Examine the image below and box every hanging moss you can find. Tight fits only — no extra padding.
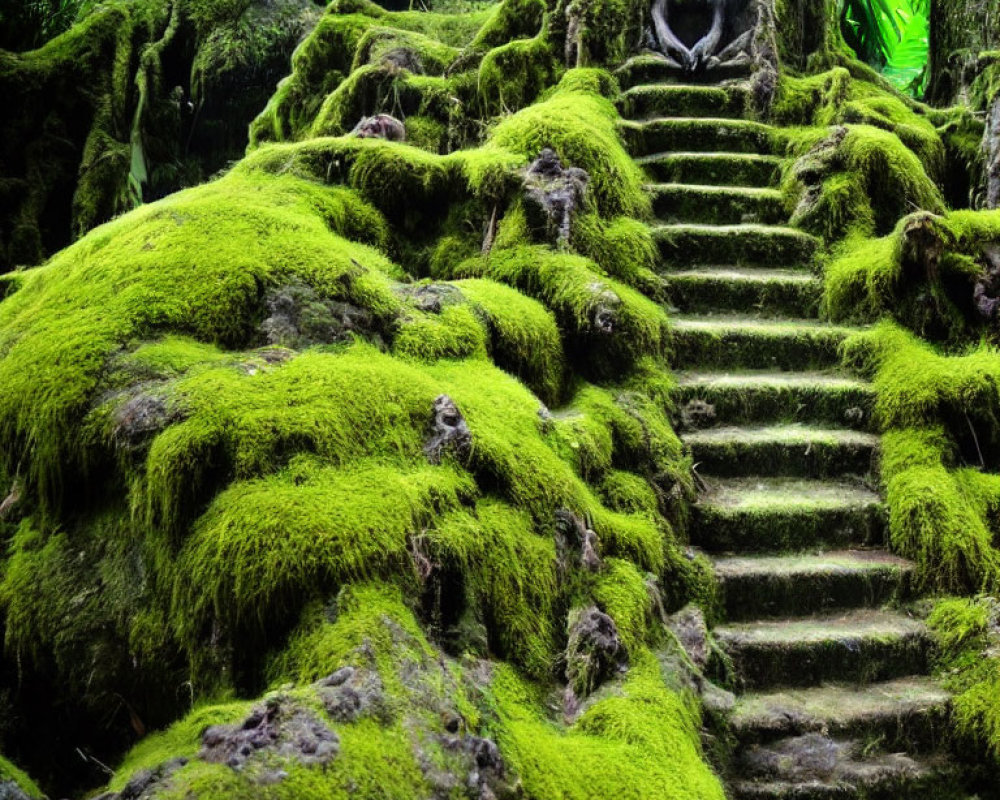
[0,0,320,272]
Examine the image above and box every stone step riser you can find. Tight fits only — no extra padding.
[686,436,878,480]
[650,186,787,225]
[620,85,751,120]
[693,505,887,553]
[718,566,914,621]
[718,631,932,692]
[622,119,776,157]
[640,153,782,187]
[732,702,950,755]
[674,380,875,430]
[666,273,821,317]
[615,56,752,89]
[654,226,818,268]
[731,768,966,800]
[670,327,847,371]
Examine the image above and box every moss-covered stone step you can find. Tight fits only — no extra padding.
[619,83,751,120]
[665,269,821,317]
[649,184,787,225]
[638,152,783,187]
[693,477,886,552]
[669,316,857,371]
[683,424,879,479]
[621,118,777,157]
[714,550,914,620]
[615,53,753,89]
[674,371,875,429]
[653,224,819,267]
[716,609,932,691]
[732,742,964,800]
[730,676,951,752]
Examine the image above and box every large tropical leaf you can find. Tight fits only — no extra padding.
[842,0,930,97]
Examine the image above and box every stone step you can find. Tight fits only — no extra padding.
[669,315,857,371]
[692,477,886,553]
[638,152,782,187]
[683,424,879,479]
[653,224,819,268]
[730,677,951,752]
[619,83,751,119]
[716,609,932,692]
[615,52,753,89]
[713,550,915,621]
[674,371,875,429]
[621,117,777,157]
[732,737,964,800]
[649,184,787,225]
[665,268,820,317]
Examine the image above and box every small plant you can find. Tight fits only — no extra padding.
[841,0,930,98]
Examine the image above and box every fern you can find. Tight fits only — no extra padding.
[842,0,930,98]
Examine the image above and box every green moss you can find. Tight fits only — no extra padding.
[842,323,1000,592]
[454,278,565,403]
[429,501,558,677]
[0,169,400,516]
[929,597,1000,762]
[488,70,650,219]
[172,454,474,646]
[108,700,254,791]
[0,755,43,798]
[478,36,558,115]
[392,303,489,361]
[451,245,668,378]
[492,650,725,800]
[785,124,944,242]
[591,558,651,654]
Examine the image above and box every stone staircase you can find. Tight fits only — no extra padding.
[615,54,968,800]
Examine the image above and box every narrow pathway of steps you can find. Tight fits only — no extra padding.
[615,55,964,799]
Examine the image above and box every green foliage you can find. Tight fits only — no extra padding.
[841,0,929,96]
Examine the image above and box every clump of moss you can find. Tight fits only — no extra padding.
[929,596,1000,763]
[825,210,1000,338]
[493,649,726,800]
[783,124,944,242]
[841,322,1000,592]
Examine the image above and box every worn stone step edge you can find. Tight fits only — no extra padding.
[619,83,751,120]
[638,152,782,187]
[715,610,932,691]
[729,675,951,751]
[621,117,778,156]
[669,316,857,371]
[683,424,879,480]
[731,749,964,800]
[713,550,915,620]
[674,370,874,429]
[615,53,753,88]
[648,183,788,225]
[652,224,819,268]
[665,268,821,317]
[693,476,886,552]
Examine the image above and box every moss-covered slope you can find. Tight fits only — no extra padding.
[0,0,727,795]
